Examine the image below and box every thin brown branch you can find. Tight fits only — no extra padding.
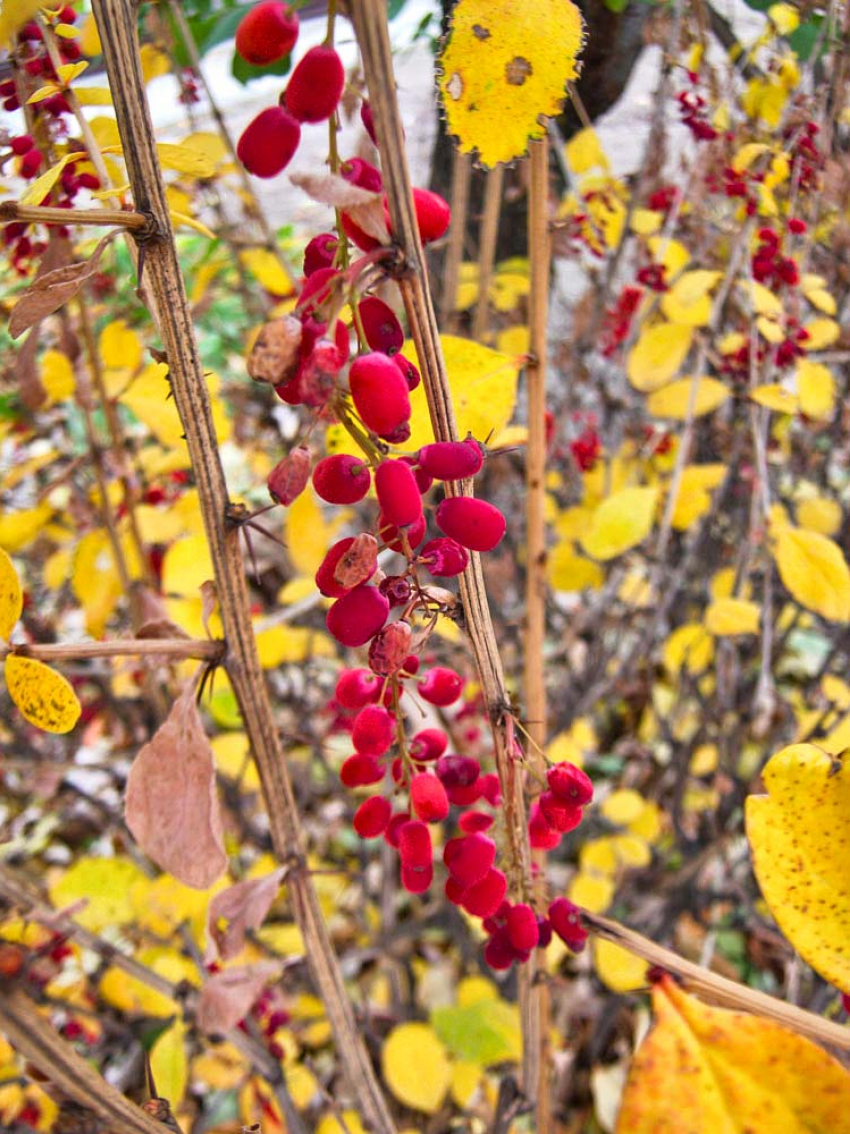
[583,910,850,1051]
[440,148,472,327]
[471,164,504,343]
[90,5,396,1131]
[0,201,147,229]
[2,638,223,663]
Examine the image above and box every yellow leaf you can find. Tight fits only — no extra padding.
[79,14,102,56]
[382,1022,452,1113]
[730,141,770,172]
[746,744,850,993]
[5,655,81,733]
[161,534,215,598]
[601,789,645,825]
[659,270,720,327]
[240,249,294,296]
[0,0,42,48]
[316,1112,367,1134]
[0,548,22,640]
[630,208,662,235]
[797,495,841,537]
[170,209,216,240]
[773,525,850,622]
[568,871,614,912]
[101,946,199,1017]
[547,541,603,591]
[802,318,839,350]
[769,2,800,34]
[593,938,648,993]
[120,362,187,449]
[141,44,171,84]
[400,335,520,452]
[580,486,658,561]
[750,383,798,413]
[739,278,783,317]
[56,61,88,85]
[150,1017,187,1108]
[40,348,75,402]
[803,287,836,315]
[796,360,835,421]
[626,323,693,392]
[50,855,147,932]
[255,626,335,666]
[617,977,850,1134]
[566,127,609,173]
[157,141,216,179]
[438,0,584,167]
[19,151,80,207]
[646,376,728,419]
[284,488,348,578]
[705,597,760,636]
[663,623,713,675]
[646,237,690,275]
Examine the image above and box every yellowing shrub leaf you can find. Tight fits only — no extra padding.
[704,597,760,636]
[5,655,81,733]
[627,323,693,392]
[149,1017,187,1108]
[746,743,850,993]
[796,360,835,421]
[647,376,728,419]
[0,548,22,640]
[438,0,584,167]
[593,938,648,993]
[773,525,850,622]
[750,383,799,413]
[617,977,850,1134]
[382,1022,452,1113]
[580,486,658,561]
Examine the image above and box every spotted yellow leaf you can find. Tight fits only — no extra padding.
[438,0,584,167]
[617,976,850,1134]
[5,654,81,733]
[0,548,22,641]
[746,743,850,992]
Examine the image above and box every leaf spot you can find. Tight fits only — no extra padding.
[505,56,533,86]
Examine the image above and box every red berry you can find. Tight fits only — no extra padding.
[485,927,519,970]
[412,187,450,244]
[316,538,356,598]
[418,667,463,707]
[529,799,562,850]
[360,99,377,145]
[436,754,480,790]
[349,352,411,438]
[326,585,389,647]
[384,810,410,847]
[417,440,483,481]
[352,704,395,755]
[236,2,299,65]
[353,795,391,838]
[375,459,423,529]
[435,496,506,552]
[461,868,507,918]
[20,149,43,178]
[410,728,448,763]
[419,537,468,577]
[237,106,301,178]
[303,232,338,276]
[397,819,432,868]
[506,903,540,952]
[410,772,449,823]
[379,575,412,606]
[547,762,593,805]
[443,833,495,887]
[10,134,33,155]
[358,296,404,355]
[393,354,421,391]
[340,752,384,787]
[284,45,345,124]
[378,510,427,554]
[401,862,433,893]
[340,157,383,193]
[335,667,381,709]
[539,791,583,833]
[312,453,371,504]
[458,810,494,834]
[548,897,588,952]
[268,445,311,505]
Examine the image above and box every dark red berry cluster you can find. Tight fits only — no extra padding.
[751,226,799,289]
[676,88,718,142]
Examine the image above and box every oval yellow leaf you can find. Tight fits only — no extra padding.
[593,938,648,993]
[803,317,840,350]
[750,383,799,413]
[150,1016,187,1108]
[704,597,760,636]
[797,495,841,537]
[627,323,693,392]
[382,1022,452,1114]
[647,376,728,419]
[5,655,81,733]
[438,0,584,167]
[617,977,850,1134]
[580,486,658,561]
[796,360,835,421]
[0,547,22,640]
[746,743,850,993]
[773,525,850,622]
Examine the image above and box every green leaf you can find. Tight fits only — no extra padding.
[787,19,824,62]
[232,49,293,86]
[431,999,521,1065]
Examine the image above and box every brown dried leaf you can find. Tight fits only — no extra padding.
[16,326,46,410]
[125,679,227,889]
[136,619,191,640]
[345,198,391,245]
[290,171,380,209]
[9,231,115,339]
[334,533,379,589]
[247,316,302,385]
[196,962,282,1035]
[206,867,287,962]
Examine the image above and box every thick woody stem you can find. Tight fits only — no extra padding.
[0,202,147,228]
[89,4,396,1131]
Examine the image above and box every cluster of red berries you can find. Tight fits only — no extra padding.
[600,285,642,357]
[569,418,602,473]
[751,226,799,289]
[783,120,823,194]
[676,88,718,142]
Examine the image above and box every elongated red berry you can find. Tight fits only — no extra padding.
[529,799,562,850]
[418,667,463,706]
[413,187,450,244]
[402,863,433,893]
[485,927,518,970]
[375,459,423,529]
[335,667,381,709]
[268,445,310,505]
[397,819,432,868]
[548,897,588,952]
[539,791,583,833]
[312,453,371,504]
[506,903,540,952]
[237,106,301,178]
[384,810,410,848]
[284,45,345,123]
[436,496,506,552]
[458,810,494,834]
[443,833,495,887]
[394,354,421,391]
[461,868,507,918]
[349,352,411,438]
[547,762,594,805]
[317,538,355,598]
[340,752,384,787]
[326,585,389,647]
[359,296,403,355]
[303,232,338,276]
[236,2,299,65]
[417,440,483,481]
[353,794,391,838]
[340,156,382,192]
[352,704,395,756]
[420,537,468,577]
[378,511,427,554]
[410,773,449,823]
